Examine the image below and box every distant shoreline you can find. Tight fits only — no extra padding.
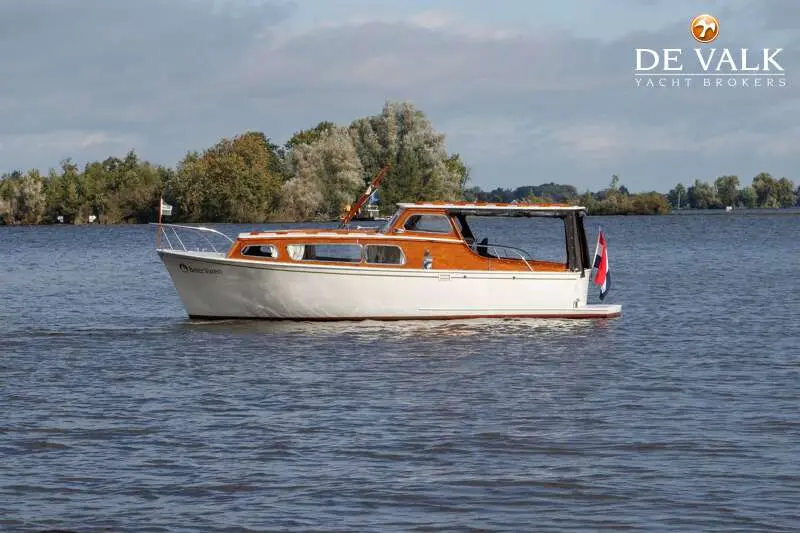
[3,206,800,227]
[666,207,800,215]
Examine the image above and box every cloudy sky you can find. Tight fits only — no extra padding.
[1,0,797,192]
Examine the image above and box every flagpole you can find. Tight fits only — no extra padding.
[591,225,602,272]
[156,195,163,249]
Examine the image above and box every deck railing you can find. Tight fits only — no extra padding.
[151,223,234,254]
[477,243,535,272]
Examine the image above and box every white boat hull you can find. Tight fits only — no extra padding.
[157,250,622,320]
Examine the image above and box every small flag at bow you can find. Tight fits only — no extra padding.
[160,197,173,217]
[593,230,611,300]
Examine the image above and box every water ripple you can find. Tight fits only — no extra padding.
[1,216,799,532]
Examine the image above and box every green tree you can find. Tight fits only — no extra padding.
[444,153,470,191]
[737,186,757,208]
[667,183,687,208]
[687,179,718,209]
[752,172,777,207]
[631,192,670,214]
[17,170,47,224]
[43,159,84,223]
[349,101,465,212]
[0,174,15,223]
[167,132,283,222]
[575,190,596,211]
[463,185,482,202]
[277,126,365,221]
[714,175,740,207]
[284,121,336,151]
[775,177,796,208]
[0,170,47,224]
[514,183,577,203]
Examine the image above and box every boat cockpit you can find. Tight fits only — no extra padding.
[376,203,592,273]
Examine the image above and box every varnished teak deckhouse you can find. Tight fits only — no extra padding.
[156,201,622,320]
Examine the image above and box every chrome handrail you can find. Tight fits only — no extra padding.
[474,242,535,272]
[150,223,234,253]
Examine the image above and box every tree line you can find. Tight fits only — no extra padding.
[464,175,674,215]
[1,102,798,224]
[666,174,799,210]
[0,101,468,225]
[466,172,799,215]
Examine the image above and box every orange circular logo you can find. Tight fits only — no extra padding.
[691,14,719,43]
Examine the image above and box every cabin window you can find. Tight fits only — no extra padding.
[241,244,278,258]
[286,245,305,260]
[365,245,405,265]
[403,214,452,234]
[293,243,362,263]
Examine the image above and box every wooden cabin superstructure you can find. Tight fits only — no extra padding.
[227,203,592,274]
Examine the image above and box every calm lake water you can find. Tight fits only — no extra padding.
[2,212,799,532]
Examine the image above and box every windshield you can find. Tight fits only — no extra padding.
[379,210,401,233]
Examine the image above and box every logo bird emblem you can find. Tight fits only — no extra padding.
[691,14,719,43]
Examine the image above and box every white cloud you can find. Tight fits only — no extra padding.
[409,10,452,30]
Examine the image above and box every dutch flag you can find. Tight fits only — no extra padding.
[593,230,610,301]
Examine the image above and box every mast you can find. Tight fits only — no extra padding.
[339,165,391,228]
